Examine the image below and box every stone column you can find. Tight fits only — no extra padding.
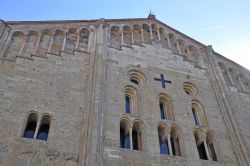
[168,134,173,155]
[166,34,171,48]
[131,29,134,45]
[141,29,144,43]
[33,34,41,55]
[19,35,27,56]
[204,140,211,160]
[149,25,153,40]
[75,31,80,49]
[120,26,124,46]
[48,32,54,53]
[176,38,181,54]
[157,29,161,41]
[130,128,133,150]
[61,33,67,51]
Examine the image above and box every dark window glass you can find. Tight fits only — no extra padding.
[192,108,199,125]
[130,79,139,85]
[209,142,218,161]
[36,124,50,141]
[120,127,130,149]
[160,102,165,119]
[23,121,37,139]
[125,96,131,114]
[160,141,170,154]
[132,130,139,150]
[197,142,208,160]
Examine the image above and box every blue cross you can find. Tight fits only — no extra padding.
[154,74,172,88]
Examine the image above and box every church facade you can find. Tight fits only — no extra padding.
[0,15,249,166]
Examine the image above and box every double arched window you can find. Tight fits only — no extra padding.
[23,112,52,141]
[158,123,182,156]
[120,118,144,151]
[194,129,219,161]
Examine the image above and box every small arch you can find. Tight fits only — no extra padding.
[78,28,90,50]
[64,28,77,53]
[22,31,39,57]
[159,93,174,121]
[133,25,142,45]
[23,112,38,139]
[37,29,53,55]
[132,120,144,150]
[123,26,132,47]
[4,31,25,59]
[151,24,158,42]
[128,69,146,86]
[50,30,65,54]
[124,85,138,116]
[142,24,151,44]
[191,100,207,127]
[188,45,199,64]
[36,115,51,141]
[120,118,131,149]
[183,82,198,95]
[169,33,178,53]
[110,26,121,49]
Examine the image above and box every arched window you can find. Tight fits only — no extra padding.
[4,31,25,59]
[64,28,77,53]
[36,115,51,141]
[78,28,89,50]
[159,94,174,120]
[37,30,52,56]
[170,126,182,156]
[120,119,130,149]
[110,26,121,49]
[132,120,143,150]
[191,100,207,127]
[183,82,198,96]
[158,124,170,155]
[133,25,142,45]
[142,24,151,44]
[194,130,208,160]
[206,132,218,161]
[124,86,138,115]
[23,113,38,139]
[50,30,65,54]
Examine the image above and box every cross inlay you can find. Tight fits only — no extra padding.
[154,74,172,88]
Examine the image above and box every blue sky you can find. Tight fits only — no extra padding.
[1,0,250,69]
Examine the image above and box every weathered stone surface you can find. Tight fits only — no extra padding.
[0,16,249,166]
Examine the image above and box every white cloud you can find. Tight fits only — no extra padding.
[201,26,224,32]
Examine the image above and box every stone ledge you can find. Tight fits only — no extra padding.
[16,55,34,61]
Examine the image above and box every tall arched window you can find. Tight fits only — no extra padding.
[124,86,138,116]
[36,115,51,141]
[158,124,170,155]
[206,132,218,161]
[159,94,174,121]
[23,113,38,139]
[132,120,143,151]
[191,100,208,127]
[120,119,130,149]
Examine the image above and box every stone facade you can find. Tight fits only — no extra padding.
[0,15,249,166]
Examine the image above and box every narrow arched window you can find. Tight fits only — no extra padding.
[159,102,166,119]
[120,119,130,149]
[170,126,182,156]
[36,115,51,141]
[207,132,218,161]
[125,96,131,114]
[192,107,199,125]
[23,113,38,139]
[194,130,208,160]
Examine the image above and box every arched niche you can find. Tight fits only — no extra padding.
[50,30,65,54]
[159,28,168,48]
[64,28,77,53]
[110,26,121,49]
[123,26,132,47]
[142,24,151,44]
[78,28,90,50]
[37,29,53,56]
[133,25,142,45]
[4,31,25,59]
[151,24,158,42]
[22,31,39,57]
